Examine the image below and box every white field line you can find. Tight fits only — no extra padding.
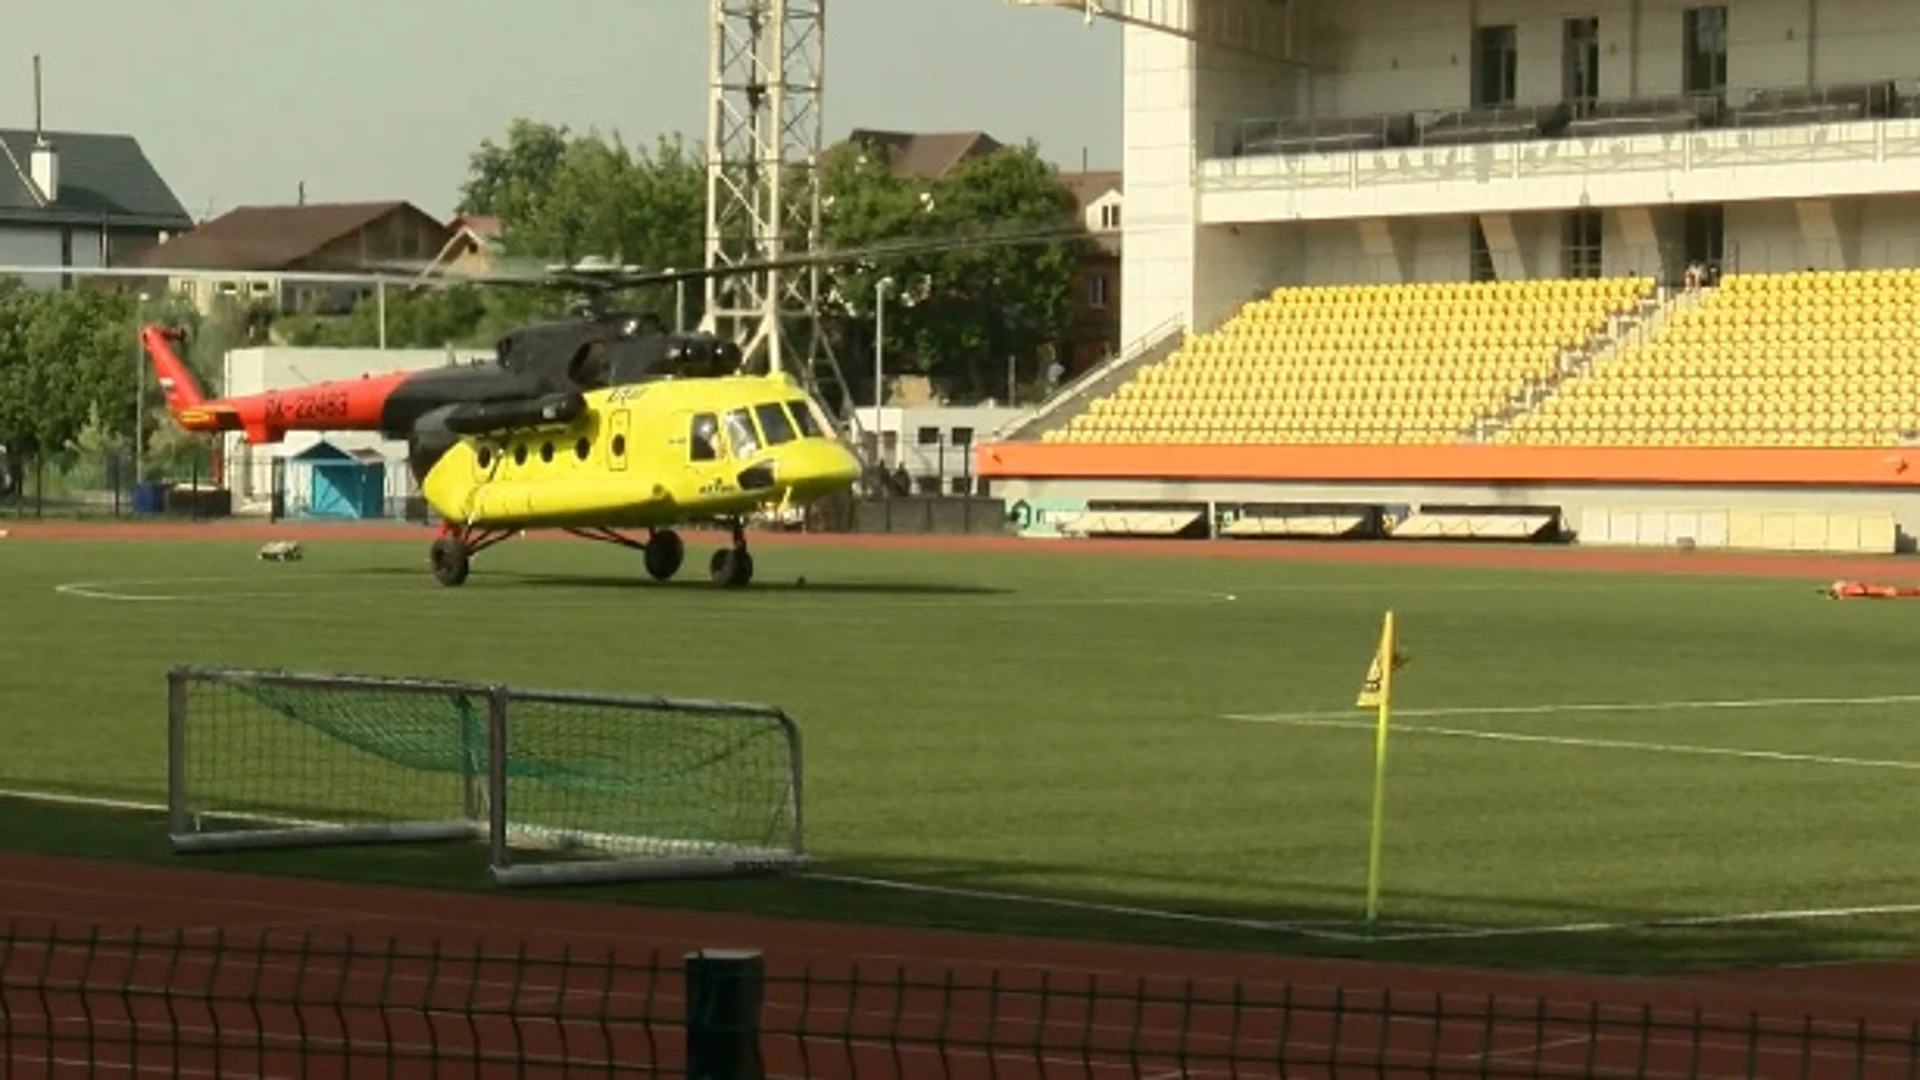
[1226,691,1920,943]
[1225,713,1920,772]
[803,871,1392,942]
[1227,691,1920,726]
[0,785,1382,944]
[1349,900,1920,944]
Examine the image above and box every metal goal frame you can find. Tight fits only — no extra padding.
[165,665,806,888]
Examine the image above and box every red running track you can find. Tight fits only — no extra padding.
[2,852,1919,1079]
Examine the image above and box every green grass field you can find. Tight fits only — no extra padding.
[4,533,1919,974]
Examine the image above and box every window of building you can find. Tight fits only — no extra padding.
[1563,16,1600,106]
[1684,204,1725,269]
[1469,219,1497,282]
[917,426,940,445]
[1565,210,1604,278]
[1099,203,1121,230]
[1472,24,1519,109]
[1088,274,1108,309]
[1683,6,1728,94]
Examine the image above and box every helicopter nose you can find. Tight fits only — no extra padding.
[774,440,862,499]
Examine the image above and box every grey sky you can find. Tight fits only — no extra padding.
[5,1,1120,223]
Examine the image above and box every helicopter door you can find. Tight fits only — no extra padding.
[608,410,630,472]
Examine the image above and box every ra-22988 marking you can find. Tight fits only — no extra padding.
[276,390,352,423]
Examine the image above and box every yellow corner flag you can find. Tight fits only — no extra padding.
[1356,611,1410,708]
[1358,611,1409,932]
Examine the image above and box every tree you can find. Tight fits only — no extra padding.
[818,139,1090,404]
[494,129,707,331]
[0,286,139,457]
[457,119,572,218]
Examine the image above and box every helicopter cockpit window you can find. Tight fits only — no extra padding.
[752,402,796,446]
[784,398,823,439]
[568,342,612,391]
[722,408,760,459]
[689,413,719,461]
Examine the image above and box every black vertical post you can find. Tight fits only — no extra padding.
[685,949,765,1080]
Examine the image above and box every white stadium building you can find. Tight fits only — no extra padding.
[984,0,1920,552]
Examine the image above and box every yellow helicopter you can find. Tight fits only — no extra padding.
[418,366,861,588]
[130,224,1089,588]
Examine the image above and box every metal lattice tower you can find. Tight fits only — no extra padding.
[701,0,848,411]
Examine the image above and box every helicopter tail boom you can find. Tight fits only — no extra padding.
[139,324,215,417]
[138,321,421,444]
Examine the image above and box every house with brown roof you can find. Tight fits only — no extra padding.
[125,200,453,315]
[423,213,504,278]
[840,129,1004,181]
[1057,170,1123,375]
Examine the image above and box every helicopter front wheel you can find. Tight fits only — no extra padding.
[709,547,754,588]
[429,537,470,587]
[644,529,685,581]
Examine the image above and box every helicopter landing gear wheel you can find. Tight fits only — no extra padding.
[429,536,470,587]
[644,529,684,582]
[709,547,754,588]
[709,521,753,588]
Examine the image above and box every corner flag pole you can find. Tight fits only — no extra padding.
[1356,610,1406,934]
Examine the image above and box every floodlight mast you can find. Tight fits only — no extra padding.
[702,0,852,418]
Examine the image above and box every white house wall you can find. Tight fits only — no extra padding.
[0,227,64,289]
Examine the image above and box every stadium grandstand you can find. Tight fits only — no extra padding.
[984,0,1920,552]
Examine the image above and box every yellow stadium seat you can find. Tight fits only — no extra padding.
[1053,276,1657,446]
[1495,268,1920,448]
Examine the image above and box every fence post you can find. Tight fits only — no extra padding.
[685,949,766,1080]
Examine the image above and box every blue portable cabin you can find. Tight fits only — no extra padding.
[291,439,388,519]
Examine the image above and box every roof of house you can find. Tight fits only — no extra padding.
[1058,169,1123,255]
[0,128,192,229]
[1059,169,1123,212]
[843,129,1004,181]
[448,213,501,235]
[125,200,447,271]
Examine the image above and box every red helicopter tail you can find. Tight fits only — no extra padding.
[138,323,236,433]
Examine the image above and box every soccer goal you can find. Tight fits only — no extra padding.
[165,665,806,887]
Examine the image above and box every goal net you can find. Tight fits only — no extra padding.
[166,666,806,887]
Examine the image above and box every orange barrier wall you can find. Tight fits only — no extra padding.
[974,443,1920,488]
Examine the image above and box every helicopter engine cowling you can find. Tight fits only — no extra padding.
[442,392,587,437]
[406,405,462,486]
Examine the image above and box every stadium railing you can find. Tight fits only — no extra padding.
[3,920,1916,1079]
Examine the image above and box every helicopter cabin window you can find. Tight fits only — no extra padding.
[722,408,760,459]
[689,413,720,461]
[785,399,822,438]
[753,402,796,446]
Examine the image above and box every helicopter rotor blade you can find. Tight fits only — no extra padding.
[362,218,1092,293]
[0,217,1092,300]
